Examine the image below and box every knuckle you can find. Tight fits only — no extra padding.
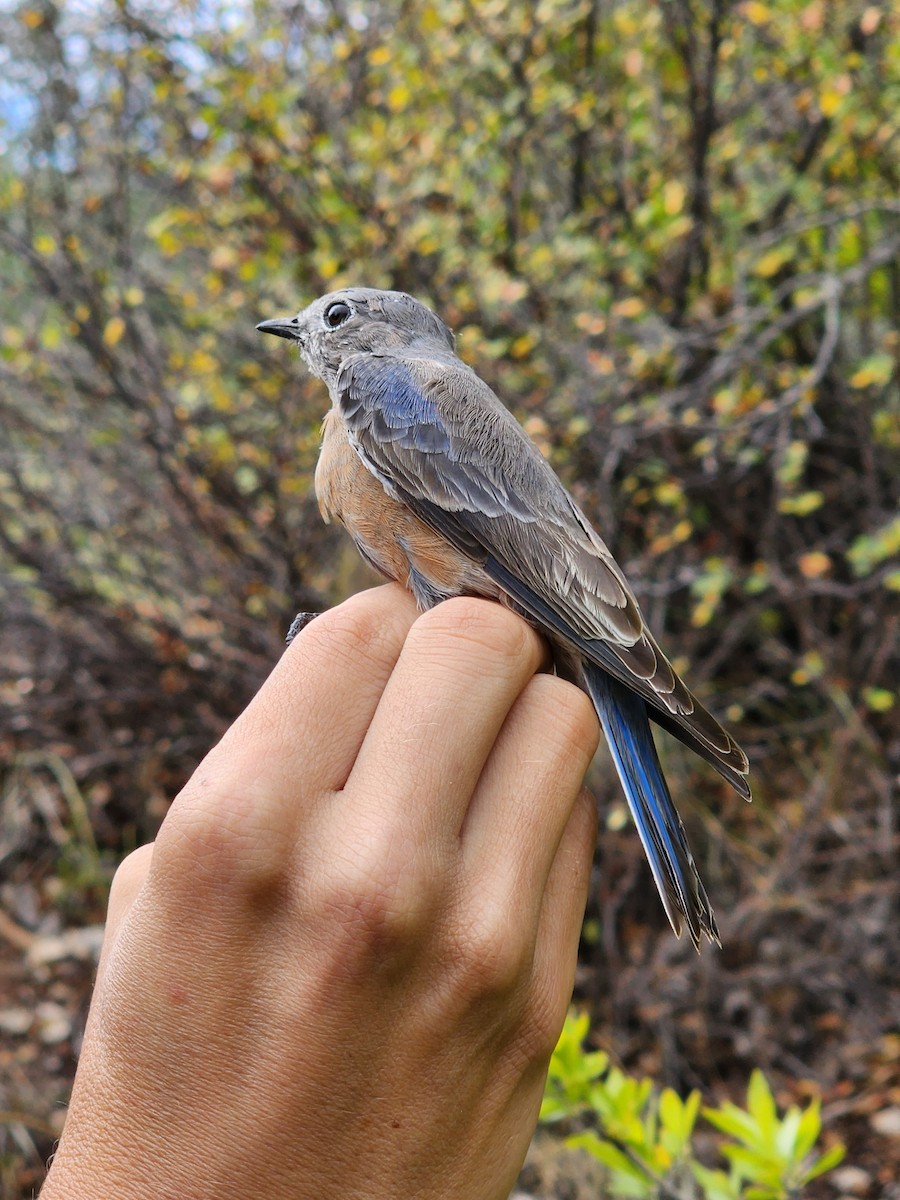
[105,844,155,923]
[298,595,395,669]
[443,909,528,1001]
[109,843,154,900]
[307,833,442,964]
[517,984,569,1062]
[413,596,538,666]
[153,782,289,907]
[523,674,601,765]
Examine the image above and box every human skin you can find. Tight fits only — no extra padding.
[40,585,600,1200]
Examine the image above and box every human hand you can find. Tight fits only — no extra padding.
[41,585,599,1200]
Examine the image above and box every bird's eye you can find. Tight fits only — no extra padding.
[324,301,351,329]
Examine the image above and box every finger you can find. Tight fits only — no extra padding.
[528,785,597,1036]
[459,674,599,933]
[176,584,419,814]
[342,597,549,846]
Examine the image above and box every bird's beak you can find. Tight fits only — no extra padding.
[256,317,302,341]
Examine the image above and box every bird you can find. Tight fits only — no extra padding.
[257,288,750,948]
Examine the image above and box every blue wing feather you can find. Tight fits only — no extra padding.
[583,664,719,948]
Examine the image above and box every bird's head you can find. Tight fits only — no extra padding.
[256,288,455,385]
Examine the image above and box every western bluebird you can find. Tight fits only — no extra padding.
[258,288,750,948]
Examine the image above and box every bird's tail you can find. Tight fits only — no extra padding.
[583,662,719,949]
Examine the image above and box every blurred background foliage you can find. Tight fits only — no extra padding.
[1,0,898,1195]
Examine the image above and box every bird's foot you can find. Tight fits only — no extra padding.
[286,611,320,645]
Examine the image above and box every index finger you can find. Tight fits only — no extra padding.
[169,585,419,831]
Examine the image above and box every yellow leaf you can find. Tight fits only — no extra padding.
[606,803,629,831]
[691,600,714,628]
[862,687,894,712]
[575,312,606,335]
[368,46,391,66]
[586,350,615,375]
[654,481,683,506]
[40,323,62,350]
[791,651,824,686]
[672,519,692,543]
[713,387,737,415]
[387,85,410,111]
[663,180,686,215]
[798,551,831,578]
[779,490,824,516]
[103,317,126,347]
[819,89,842,117]
[420,3,442,33]
[755,247,790,277]
[33,234,57,256]
[613,9,638,35]
[189,349,217,374]
[526,245,553,273]
[157,229,180,256]
[612,297,644,319]
[743,1,771,23]
[849,355,893,388]
[124,287,145,306]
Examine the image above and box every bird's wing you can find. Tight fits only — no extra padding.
[336,351,750,795]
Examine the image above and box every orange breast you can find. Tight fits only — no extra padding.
[314,408,492,599]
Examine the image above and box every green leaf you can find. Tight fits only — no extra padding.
[849,352,894,388]
[691,1162,741,1200]
[847,515,900,576]
[567,1132,652,1185]
[794,1096,821,1158]
[659,1087,700,1151]
[774,1104,801,1160]
[703,1102,761,1144]
[720,1143,782,1182]
[800,1142,846,1182]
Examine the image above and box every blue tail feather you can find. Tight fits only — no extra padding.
[584,662,719,949]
